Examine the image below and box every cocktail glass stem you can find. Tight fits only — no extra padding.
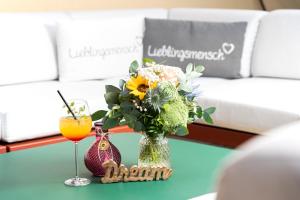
[64,141,90,186]
[74,142,79,180]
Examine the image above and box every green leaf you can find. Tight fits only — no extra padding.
[91,110,107,121]
[119,120,127,126]
[133,121,145,132]
[203,112,213,124]
[179,82,192,93]
[119,79,126,90]
[124,113,137,122]
[195,65,205,73]
[175,125,189,136]
[130,109,142,118]
[104,92,119,105]
[190,71,202,79]
[123,114,137,128]
[129,60,139,74]
[119,90,131,101]
[186,63,193,74]
[196,107,203,118]
[103,118,119,130]
[107,104,114,110]
[120,101,134,113]
[105,85,121,93]
[111,110,122,118]
[143,58,155,65]
[112,105,120,110]
[204,107,216,115]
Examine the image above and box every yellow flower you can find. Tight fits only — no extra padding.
[126,75,157,100]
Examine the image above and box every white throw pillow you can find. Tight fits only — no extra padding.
[57,17,144,81]
[252,10,300,79]
[0,19,57,85]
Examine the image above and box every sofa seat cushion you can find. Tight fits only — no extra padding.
[196,78,300,134]
[0,77,228,143]
[192,77,231,94]
[0,78,122,143]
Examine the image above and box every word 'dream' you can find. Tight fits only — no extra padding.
[101,160,173,183]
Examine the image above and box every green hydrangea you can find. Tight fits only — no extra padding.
[158,81,178,100]
[158,97,189,133]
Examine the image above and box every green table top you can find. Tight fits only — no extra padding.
[0,133,231,200]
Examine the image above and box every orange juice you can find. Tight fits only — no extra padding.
[59,116,92,142]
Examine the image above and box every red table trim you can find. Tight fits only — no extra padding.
[0,145,6,154]
[5,126,134,152]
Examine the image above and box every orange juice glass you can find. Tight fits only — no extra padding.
[60,116,92,142]
[59,99,92,187]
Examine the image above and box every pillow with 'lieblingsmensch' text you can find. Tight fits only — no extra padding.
[143,18,247,78]
[57,17,144,81]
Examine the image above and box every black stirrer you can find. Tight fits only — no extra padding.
[57,90,77,120]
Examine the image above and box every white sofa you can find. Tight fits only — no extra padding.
[193,121,300,200]
[1,8,300,143]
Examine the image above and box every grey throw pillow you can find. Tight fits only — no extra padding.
[143,18,247,78]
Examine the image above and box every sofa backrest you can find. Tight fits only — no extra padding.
[251,10,300,79]
[0,12,69,86]
[3,9,300,86]
[0,9,168,86]
[68,9,167,20]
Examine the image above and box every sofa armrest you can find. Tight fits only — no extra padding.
[215,122,300,200]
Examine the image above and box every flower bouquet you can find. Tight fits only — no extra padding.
[92,59,215,167]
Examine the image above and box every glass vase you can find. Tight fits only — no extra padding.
[138,134,170,168]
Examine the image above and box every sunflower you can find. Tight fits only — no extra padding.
[126,75,157,100]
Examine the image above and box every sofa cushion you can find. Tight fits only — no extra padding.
[57,17,145,81]
[191,77,231,95]
[196,78,300,134]
[252,10,300,79]
[169,8,266,78]
[143,18,248,78]
[0,18,59,85]
[0,77,228,143]
[0,12,70,45]
[57,9,168,82]
[0,78,121,143]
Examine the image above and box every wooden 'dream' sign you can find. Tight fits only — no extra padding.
[101,160,173,183]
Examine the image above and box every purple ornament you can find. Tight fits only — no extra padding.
[84,123,121,176]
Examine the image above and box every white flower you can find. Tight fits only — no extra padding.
[138,68,160,83]
[141,63,185,86]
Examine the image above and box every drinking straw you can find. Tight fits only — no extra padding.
[57,90,77,120]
